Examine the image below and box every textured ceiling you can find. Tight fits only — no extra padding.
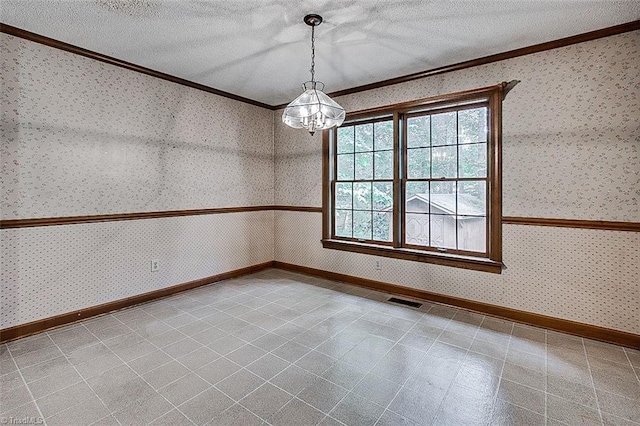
[2,0,639,106]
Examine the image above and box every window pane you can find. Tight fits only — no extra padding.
[335,183,352,209]
[337,127,354,153]
[458,181,486,216]
[353,182,372,210]
[431,111,456,146]
[405,181,429,213]
[337,154,354,181]
[405,213,429,246]
[430,181,457,215]
[353,211,372,240]
[355,123,373,152]
[407,116,430,148]
[407,148,430,179]
[430,214,456,249]
[373,182,393,210]
[429,182,458,249]
[373,212,392,242]
[335,210,352,238]
[374,150,393,179]
[431,145,457,178]
[458,107,487,144]
[355,152,373,180]
[374,121,393,150]
[458,217,486,252]
[459,143,487,178]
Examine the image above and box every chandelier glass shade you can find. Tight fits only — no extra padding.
[282,81,345,135]
[282,14,345,135]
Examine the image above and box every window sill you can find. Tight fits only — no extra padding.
[321,239,503,274]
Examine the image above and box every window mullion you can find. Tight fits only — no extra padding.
[372,124,375,241]
[455,111,459,251]
[393,112,401,248]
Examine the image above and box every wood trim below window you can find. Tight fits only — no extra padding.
[321,239,503,274]
[273,261,640,349]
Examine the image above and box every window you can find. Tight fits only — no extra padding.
[334,118,394,243]
[322,84,508,273]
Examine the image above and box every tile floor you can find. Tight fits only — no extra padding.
[1,269,639,426]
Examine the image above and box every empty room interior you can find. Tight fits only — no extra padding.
[1,1,639,425]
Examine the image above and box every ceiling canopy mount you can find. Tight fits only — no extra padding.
[303,14,323,27]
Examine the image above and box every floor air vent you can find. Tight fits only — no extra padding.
[387,297,422,309]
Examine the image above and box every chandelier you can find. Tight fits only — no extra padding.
[282,14,345,135]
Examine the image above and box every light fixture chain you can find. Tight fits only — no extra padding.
[310,24,315,83]
[282,14,345,135]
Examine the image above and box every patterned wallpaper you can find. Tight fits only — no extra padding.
[1,212,274,328]
[0,34,275,329]
[274,211,639,334]
[1,33,275,219]
[273,31,640,334]
[275,31,640,222]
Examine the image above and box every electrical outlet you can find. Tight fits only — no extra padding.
[374,259,381,271]
[151,259,159,272]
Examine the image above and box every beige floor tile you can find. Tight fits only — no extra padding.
[502,361,546,391]
[272,340,312,363]
[196,357,241,385]
[321,360,368,390]
[496,379,545,415]
[46,395,109,426]
[352,373,400,407]
[205,403,263,426]
[547,394,602,425]
[270,364,317,396]
[148,408,193,425]
[330,392,384,426]
[547,373,598,408]
[597,388,640,422]
[35,381,96,418]
[158,372,211,406]
[226,344,268,366]
[112,392,174,425]
[240,382,293,420]
[177,387,234,425]
[1,383,34,415]
[270,398,325,426]
[491,399,545,426]
[5,271,639,426]
[388,384,443,425]
[215,369,266,400]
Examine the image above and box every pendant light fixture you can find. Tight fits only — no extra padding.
[282,14,345,136]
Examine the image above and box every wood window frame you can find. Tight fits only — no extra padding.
[331,115,395,246]
[322,83,508,274]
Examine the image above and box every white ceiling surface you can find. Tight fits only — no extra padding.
[2,1,639,106]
